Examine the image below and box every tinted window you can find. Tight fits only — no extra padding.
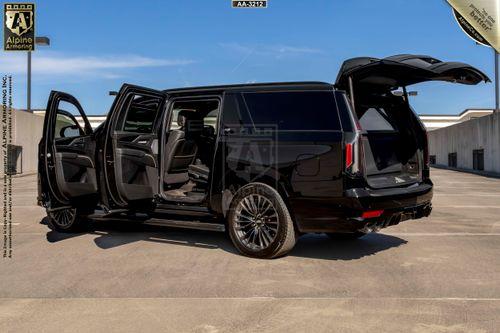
[334,91,354,131]
[119,94,162,133]
[168,99,219,131]
[54,101,85,139]
[55,114,82,138]
[204,108,219,132]
[242,91,340,131]
[221,93,252,128]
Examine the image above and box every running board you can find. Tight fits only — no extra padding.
[144,218,226,232]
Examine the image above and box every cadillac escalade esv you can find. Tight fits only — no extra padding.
[38,54,489,258]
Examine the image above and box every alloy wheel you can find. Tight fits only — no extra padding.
[49,207,77,229]
[233,194,279,251]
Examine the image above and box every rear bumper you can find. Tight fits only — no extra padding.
[352,201,432,234]
[291,181,433,233]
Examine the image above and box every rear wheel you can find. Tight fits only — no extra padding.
[227,183,297,259]
[326,231,367,240]
[47,207,87,232]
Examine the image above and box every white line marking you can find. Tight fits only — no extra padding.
[435,194,500,197]
[386,232,500,236]
[436,205,500,208]
[0,297,499,301]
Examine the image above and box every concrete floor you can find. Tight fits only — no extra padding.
[0,168,499,332]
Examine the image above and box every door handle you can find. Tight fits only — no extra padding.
[224,128,234,135]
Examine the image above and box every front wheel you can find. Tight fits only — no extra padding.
[47,207,87,232]
[227,183,297,259]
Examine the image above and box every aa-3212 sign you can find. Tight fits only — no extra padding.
[3,3,35,51]
[232,1,267,8]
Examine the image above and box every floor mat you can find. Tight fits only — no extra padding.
[164,181,205,203]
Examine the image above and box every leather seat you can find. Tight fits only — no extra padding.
[163,110,200,185]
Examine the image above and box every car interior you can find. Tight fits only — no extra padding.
[161,98,220,203]
[355,92,421,188]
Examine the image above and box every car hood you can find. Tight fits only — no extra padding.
[335,54,490,92]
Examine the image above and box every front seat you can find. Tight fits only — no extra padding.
[163,110,199,185]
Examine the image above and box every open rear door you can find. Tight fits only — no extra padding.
[335,54,490,92]
[334,54,489,189]
[103,84,166,209]
[39,91,97,209]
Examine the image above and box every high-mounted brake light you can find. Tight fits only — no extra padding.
[345,143,353,169]
[361,210,384,219]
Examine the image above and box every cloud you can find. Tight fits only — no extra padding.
[220,42,323,58]
[0,52,195,78]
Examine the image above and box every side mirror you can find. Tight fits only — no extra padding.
[391,90,418,97]
[60,125,81,138]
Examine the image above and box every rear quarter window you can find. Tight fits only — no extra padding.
[242,91,341,131]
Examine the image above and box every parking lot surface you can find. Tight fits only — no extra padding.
[0,168,499,332]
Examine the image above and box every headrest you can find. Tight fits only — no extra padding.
[202,125,215,137]
[177,110,193,128]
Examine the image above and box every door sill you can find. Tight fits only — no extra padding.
[155,203,211,214]
[144,218,225,232]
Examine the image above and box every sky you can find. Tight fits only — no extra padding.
[0,0,496,115]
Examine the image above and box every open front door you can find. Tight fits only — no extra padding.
[39,91,97,209]
[103,84,166,209]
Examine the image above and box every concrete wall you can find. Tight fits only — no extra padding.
[0,109,44,175]
[428,112,500,175]
[13,110,45,173]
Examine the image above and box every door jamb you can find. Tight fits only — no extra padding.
[158,94,222,203]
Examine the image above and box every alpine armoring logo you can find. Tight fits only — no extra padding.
[3,3,35,51]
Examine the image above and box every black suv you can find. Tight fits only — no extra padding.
[38,54,489,258]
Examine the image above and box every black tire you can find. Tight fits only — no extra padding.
[227,183,296,259]
[326,231,367,240]
[46,207,87,232]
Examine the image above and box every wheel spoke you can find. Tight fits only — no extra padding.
[263,222,278,233]
[238,213,254,222]
[260,229,270,247]
[234,193,280,251]
[242,198,254,215]
[50,207,76,228]
[257,229,264,247]
[260,201,272,216]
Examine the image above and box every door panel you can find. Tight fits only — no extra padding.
[104,84,166,207]
[113,132,158,202]
[40,91,96,207]
[54,136,97,199]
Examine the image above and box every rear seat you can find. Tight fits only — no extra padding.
[188,163,210,185]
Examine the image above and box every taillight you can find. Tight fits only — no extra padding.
[345,143,353,169]
[345,135,364,175]
[361,210,384,219]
